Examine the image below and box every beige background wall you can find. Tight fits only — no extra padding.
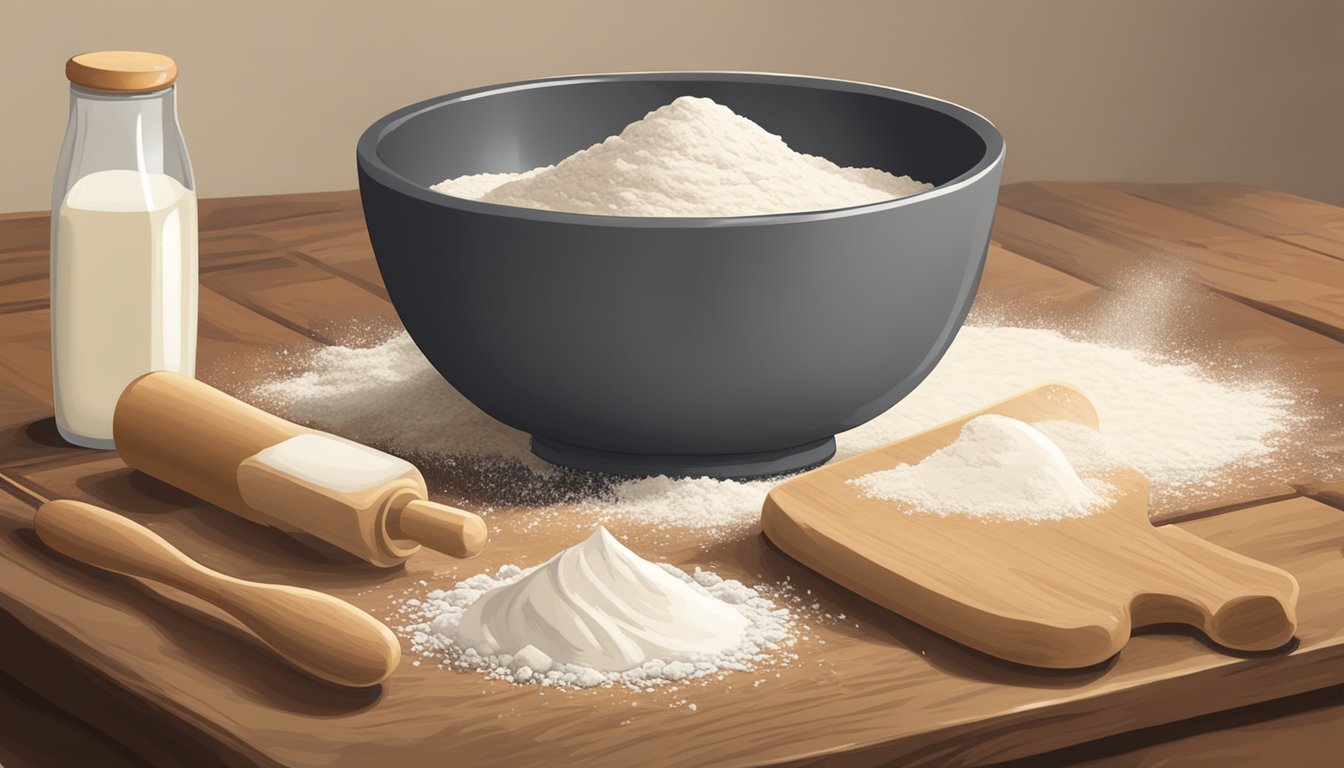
[4,0,1341,213]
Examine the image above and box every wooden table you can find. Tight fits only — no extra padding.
[0,183,1340,767]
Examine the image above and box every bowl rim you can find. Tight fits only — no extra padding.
[356,71,1006,229]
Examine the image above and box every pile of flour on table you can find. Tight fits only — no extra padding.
[432,96,930,216]
[253,323,1299,537]
[395,527,795,689]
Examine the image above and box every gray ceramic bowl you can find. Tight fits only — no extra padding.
[357,73,1004,479]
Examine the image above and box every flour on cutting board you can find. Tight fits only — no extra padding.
[432,96,930,217]
[849,414,1114,522]
[253,323,1300,537]
[393,527,795,689]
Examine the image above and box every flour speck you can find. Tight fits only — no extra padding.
[251,322,1304,535]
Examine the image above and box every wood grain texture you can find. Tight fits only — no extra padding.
[115,371,484,566]
[981,686,1343,768]
[115,371,305,521]
[65,51,178,93]
[990,195,1344,519]
[763,384,1298,668]
[997,182,1344,337]
[0,463,1341,768]
[0,184,1339,766]
[1117,182,1344,261]
[978,242,1105,317]
[1050,694,1344,768]
[393,499,489,560]
[0,224,292,315]
[0,667,148,768]
[989,203,1344,399]
[0,287,319,446]
[33,499,401,688]
[0,309,55,422]
[201,256,396,345]
[201,192,390,300]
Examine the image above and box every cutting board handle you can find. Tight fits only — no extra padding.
[1133,524,1299,651]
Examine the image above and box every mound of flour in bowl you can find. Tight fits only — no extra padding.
[396,527,794,688]
[431,96,931,216]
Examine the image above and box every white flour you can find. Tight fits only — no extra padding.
[432,96,930,217]
[396,528,795,688]
[450,527,748,671]
[849,414,1110,522]
[252,323,1298,532]
[835,326,1293,487]
[1033,420,1129,476]
[575,475,777,538]
[254,333,536,464]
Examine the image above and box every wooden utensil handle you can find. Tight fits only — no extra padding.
[390,499,487,559]
[34,500,401,687]
[115,371,304,518]
[1137,525,1299,651]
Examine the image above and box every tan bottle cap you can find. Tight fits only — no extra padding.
[66,51,177,93]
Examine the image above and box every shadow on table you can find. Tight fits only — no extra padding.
[22,417,66,449]
[16,526,386,715]
[72,469,403,587]
[714,532,1119,689]
[1131,623,1301,658]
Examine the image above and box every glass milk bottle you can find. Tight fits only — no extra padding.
[51,51,198,448]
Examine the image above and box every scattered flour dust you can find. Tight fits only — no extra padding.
[394,527,796,689]
[835,325,1295,489]
[431,96,931,217]
[849,414,1114,522]
[253,333,535,465]
[1033,420,1131,476]
[574,475,776,538]
[252,323,1300,535]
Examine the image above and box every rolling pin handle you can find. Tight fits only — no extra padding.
[389,499,487,559]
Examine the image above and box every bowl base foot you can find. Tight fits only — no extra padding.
[529,435,836,480]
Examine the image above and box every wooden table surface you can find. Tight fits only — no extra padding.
[0,182,1340,767]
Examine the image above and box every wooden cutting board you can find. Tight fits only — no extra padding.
[762,383,1301,668]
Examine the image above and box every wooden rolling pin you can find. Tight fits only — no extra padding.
[113,371,486,568]
[34,499,400,687]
